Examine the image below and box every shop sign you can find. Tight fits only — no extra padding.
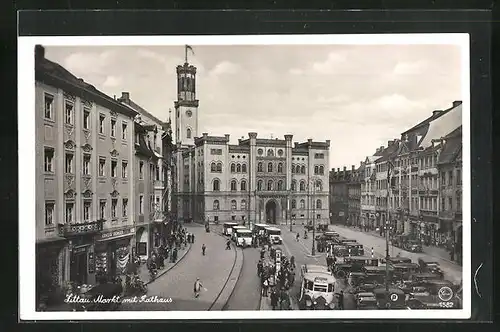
[88,252,95,274]
[99,227,134,241]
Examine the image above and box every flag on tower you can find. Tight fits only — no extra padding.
[186,45,195,55]
[184,45,195,63]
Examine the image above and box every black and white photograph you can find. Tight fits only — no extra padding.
[19,34,470,320]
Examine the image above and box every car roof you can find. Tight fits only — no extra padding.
[347,256,376,260]
[303,264,329,271]
[233,225,246,228]
[224,222,239,225]
[236,229,252,233]
[254,223,267,227]
[303,272,336,283]
[264,226,280,231]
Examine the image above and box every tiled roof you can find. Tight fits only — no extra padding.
[401,108,452,136]
[36,56,137,118]
[135,123,156,158]
[375,143,399,163]
[438,127,462,165]
[420,105,462,148]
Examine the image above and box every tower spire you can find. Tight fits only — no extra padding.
[185,45,194,64]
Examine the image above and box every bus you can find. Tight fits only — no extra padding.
[253,223,268,237]
[264,226,282,244]
[222,222,239,236]
[231,226,247,242]
[235,229,253,248]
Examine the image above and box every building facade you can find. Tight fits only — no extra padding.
[437,126,462,262]
[329,167,351,225]
[35,45,137,305]
[347,164,363,227]
[171,60,330,229]
[360,149,383,230]
[117,92,169,259]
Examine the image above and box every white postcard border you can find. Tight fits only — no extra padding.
[18,33,471,320]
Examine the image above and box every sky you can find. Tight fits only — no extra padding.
[44,44,463,170]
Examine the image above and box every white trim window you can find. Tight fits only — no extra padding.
[65,101,74,125]
[44,147,54,173]
[111,160,117,178]
[83,201,91,221]
[99,114,105,134]
[122,198,128,218]
[122,161,128,178]
[65,153,74,174]
[44,93,54,120]
[122,122,127,140]
[83,154,91,175]
[111,119,116,137]
[139,195,144,215]
[65,202,74,224]
[99,200,106,220]
[83,108,91,129]
[98,157,106,176]
[45,202,55,225]
[111,199,118,219]
[139,161,144,179]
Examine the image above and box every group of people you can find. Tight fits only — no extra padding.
[257,245,295,310]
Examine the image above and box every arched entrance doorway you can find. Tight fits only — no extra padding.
[265,200,277,224]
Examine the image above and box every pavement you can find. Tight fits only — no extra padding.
[121,224,238,311]
[138,243,192,285]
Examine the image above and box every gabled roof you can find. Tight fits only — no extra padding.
[420,105,462,148]
[375,142,400,163]
[438,127,462,165]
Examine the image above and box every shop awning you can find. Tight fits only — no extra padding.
[36,236,67,244]
[96,233,133,242]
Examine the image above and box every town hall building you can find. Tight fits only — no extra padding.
[171,59,331,229]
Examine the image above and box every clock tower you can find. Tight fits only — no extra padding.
[174,60,199,146]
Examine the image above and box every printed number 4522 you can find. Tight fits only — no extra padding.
[439,302,454,308]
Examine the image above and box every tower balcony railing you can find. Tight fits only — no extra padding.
[58,219,104,237]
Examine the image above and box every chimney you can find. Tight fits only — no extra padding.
[352,165,355,171]
[452,100,462,108]
[380,146,384,151]
[35,45,45,61]
[337,168,340,173]
[388,140,394,147]
[225,134,230,141]
[433,110,443,116]
[121,92,130,102]
[343,166,347,172]
[202,133,208,138]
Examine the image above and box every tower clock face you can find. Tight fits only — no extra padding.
[186,110,192,117]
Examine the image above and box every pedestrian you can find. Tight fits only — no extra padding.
[225,240,231,250]
[338,290,344,310]
[192,233,195,243]
[202,244,206,256]
[172,247,178,262]
[262,278,269,297]
[270,288,279,310]
[193,278,203,298]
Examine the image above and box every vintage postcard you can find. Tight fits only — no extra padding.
[18,34,470,320]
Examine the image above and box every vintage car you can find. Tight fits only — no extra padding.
[355,291,378,310]
[417,258,444,278]
[323,231,339,240]
[299,271,337,310]
[301,264,332,278]
[346,243,365,256]
[348,272,367,288]
[333,245,349,257]
[409,272,443,285]
[391,263,420,280]
[406,280,458,309]
[382,256,413,265]
[264,226,283,244]
[404,240,423,253]
[372,287,407,309]
[343,256,379,269]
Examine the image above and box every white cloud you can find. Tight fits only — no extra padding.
[63,50,116,76]
[103,75,123,88]
[393,60,428,75]
[289,68,303,75]
[311,52,347,74]
[209,61,241,76]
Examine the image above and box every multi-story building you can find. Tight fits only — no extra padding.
[347,164,363,227]
[373,140,400,231]
[35,45,137,303]
[329,166,351,225]
[171,59,330,229]
[360,148,384,230]
[117,92,169,259]
[389,100,462,241]
[437,126,462,262]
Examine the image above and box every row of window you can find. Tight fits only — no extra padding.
[211,178,323,192]
[257,162,284,173]
[230,163,247,173]
[210,199,323,211]
[360,195,462,212]
[45,195,162,226]
[44,94,129,140]
[44,148,160,181]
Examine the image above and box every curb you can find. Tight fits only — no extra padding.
[145,244,192,286]
[220,247,244,310]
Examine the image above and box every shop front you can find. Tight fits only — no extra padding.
[36,238,66,308]
[94,226,134,280]
[135,225,149,260]
[67,233,96,287]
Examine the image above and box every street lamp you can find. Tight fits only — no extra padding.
[311,178,320,256]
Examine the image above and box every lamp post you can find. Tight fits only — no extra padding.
[289,190,293,232]
[311,178,320,256]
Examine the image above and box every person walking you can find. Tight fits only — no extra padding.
[192,233,195,244]
[225,240,231,250]
[202,244,206,256]
[338,290,344,310]
[193,278,204,298]
[270,288,279,310]
[262,278,269,297]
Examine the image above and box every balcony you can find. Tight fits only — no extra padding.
[438,210,455,220]
[58,220,104,237]
[420,209,438,217]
